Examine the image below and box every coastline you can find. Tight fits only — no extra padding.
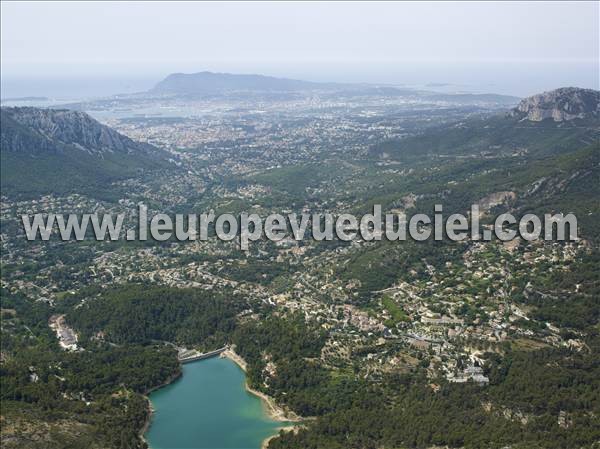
[140,347,302,449]
[260,426,297,449]
[221,348,304,449]
[139,368,182,447]
[221,348,303,423]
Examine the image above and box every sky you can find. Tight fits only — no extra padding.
[1,1,598,97]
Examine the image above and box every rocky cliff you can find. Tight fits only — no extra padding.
[1,107,158,156]
[1,107,173,198]
[509,87,599,122]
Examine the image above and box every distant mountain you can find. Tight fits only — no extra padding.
[369,87,600,239]
[152,71,338,95]
[509,87,600,122]
[1,107,172,199]
[1,107,162,156]
[149,71,522,109]
[371,87,599,161]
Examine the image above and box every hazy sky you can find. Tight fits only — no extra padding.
[1,1,598,97]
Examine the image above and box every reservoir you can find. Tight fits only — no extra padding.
[146,356,283,449]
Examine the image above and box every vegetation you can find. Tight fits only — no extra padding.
[1,291,179,449]
[67,285,242,348]
[1,94,599,449]
[381,294,410,326]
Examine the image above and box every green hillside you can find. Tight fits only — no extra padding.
[0,107,173,199]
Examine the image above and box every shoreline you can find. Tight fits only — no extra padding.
[139,368,182,447]
[221,348,304,423]
[260,426,297,449]
[140,347,302,449]
[221,348,304,449]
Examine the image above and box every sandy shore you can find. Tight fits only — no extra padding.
[221,348,304,449]
[260,426,297,449]
[141,348,302,449]
[221,348,303,423]
[139,400,153,447]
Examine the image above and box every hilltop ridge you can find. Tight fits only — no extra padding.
[1,107,160,156]
[151,71,338,94]
[509,87,600,122]
[0,107,173,198]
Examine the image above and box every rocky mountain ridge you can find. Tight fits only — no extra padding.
[151,71,337,95]
[509,87,599,122]
[0,107,173,198]
[1,107,158,156]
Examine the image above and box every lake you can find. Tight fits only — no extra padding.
[145,356,283,449]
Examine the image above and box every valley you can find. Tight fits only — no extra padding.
[1,78,599,449]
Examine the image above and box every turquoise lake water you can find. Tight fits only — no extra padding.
[146,357,283,449]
